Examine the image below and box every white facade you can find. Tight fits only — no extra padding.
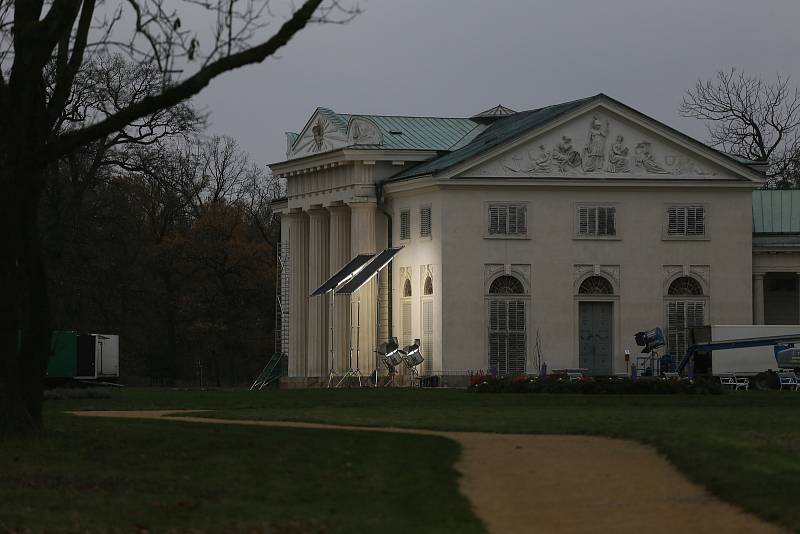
[271,95,772,385]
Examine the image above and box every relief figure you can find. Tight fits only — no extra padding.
[583,116,609,172]
[606,135,630,173]
[552,135,582,171]
[527,144,552,173]
[634,141,670,174]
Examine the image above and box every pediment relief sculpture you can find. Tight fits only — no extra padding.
[480,114,718,178]
[347,117,383,145]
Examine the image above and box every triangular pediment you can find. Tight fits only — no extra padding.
[287,109,385,160]
[288,108,349,159]
[457,101,762,183]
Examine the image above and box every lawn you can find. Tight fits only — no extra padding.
[5,387,800,532]
[0,394,482,533]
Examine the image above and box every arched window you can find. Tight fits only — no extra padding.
[579,275,614,295]
[668,276,704,296]
[423,275,433,295]
[401,276,412,348]
[489,275,525,294]
[488,274,526,376]
[403,278,412,298]
[665,276,705,361]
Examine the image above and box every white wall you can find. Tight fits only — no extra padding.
[435,186,753,374]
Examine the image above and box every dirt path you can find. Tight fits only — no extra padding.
[71,410,785,534]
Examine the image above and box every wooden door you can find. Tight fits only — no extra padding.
[579,302,613,375]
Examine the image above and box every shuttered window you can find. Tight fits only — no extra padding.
[666,300,705,358]
[488,300,527,375]
[488,274,526,376]
[422,299,433,374]
[399,209,410,240]
[667,206,705,237]
[420,206,432,238]
[401,300,412,348]
[577,206,616,237]
[488,204,527,235]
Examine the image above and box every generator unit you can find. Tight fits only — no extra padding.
[47,331,119,381]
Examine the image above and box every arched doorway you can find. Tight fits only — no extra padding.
[578,275,614,375]
[487,275,527,375]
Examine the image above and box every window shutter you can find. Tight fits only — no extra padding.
[578,206,590,235]
[400,210,410,240]
[687,300,705,327]
[606,207,616,236]
[401,301,412,347]
[509,205,526,234]
[667,300,686,356]
[498,206,508,235]
[488,205,501,234]
[422,299,433,374]
[420,206,432,238]
[687,206,705,236]
[578,206,615,236]
[508,205,519,235]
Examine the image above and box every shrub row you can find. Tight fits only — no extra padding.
[469,376,724,395]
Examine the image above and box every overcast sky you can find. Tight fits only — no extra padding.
[193,0,800,167]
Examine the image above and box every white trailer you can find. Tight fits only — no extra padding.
[94,334,119,378]
[710,325,800,375]
[73,333,120,380]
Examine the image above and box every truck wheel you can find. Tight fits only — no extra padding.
[752,371,778,390]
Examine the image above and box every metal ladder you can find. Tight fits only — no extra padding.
[250,352,286,390]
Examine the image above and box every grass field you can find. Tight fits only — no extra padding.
[3,387,800,531]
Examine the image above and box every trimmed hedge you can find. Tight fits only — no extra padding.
[469,376,724,395]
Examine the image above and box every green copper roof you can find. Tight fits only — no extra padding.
[752,190,800,233]
[352,115,479,151]
[387,96,596,181]
[303,108,478,152]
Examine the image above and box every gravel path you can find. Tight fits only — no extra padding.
[71,410,786,534]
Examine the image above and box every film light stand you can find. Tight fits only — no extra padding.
[336,299,362,387]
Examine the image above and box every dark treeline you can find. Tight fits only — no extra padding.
[40,124,281,386]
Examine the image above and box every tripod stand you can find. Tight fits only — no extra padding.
[336,300,363,387]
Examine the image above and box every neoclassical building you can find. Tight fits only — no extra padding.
[271,94,790,385]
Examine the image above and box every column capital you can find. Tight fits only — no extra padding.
[754,273,766,280]
[307,205,330,217]
[347,199,378,210]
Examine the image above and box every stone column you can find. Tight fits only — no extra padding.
[754,273,766,325]
[307,207,330,381]
[349,201,378,375]
[329,205,351,373]
[287,210,309,377]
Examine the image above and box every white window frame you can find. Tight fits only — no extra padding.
[664,204,707,240]
[419,205,432,239]
[399,208,411,241]
[486,202,529,239]
[574,203,619,240]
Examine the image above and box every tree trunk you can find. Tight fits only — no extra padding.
[0,166,51,436]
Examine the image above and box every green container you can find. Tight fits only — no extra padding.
[47,331,77,378]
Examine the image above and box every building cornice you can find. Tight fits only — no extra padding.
[383,174,761,195]
[270,148,439,177]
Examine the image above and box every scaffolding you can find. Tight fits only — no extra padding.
[251,241,289,390]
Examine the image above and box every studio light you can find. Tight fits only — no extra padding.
[401,339,424,368]
[635,327,665,353]
[379,337,402,370]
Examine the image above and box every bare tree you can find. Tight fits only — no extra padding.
[0,0,359,435]
[680,68,800,186]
